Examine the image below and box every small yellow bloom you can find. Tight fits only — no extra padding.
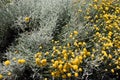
[67,73,72,77]
[73,31,78,35]
[108,54,112,59]
[69,34,73,38]
[36,58,41,65]
[67,43,70,47]
[93,0,98,2]
[24,17,30,22]
[72,65,78,70]
[86,52,91,56]
[44,78,48,80]
[74,41,79,47]
[91,54,95,59]
[74,72,78,77]
[79,68,82,72]
[79,56,83,60]
[4,60,10,66]
[51,72,55,77]
[62,74,67,78]
[105,7,109,11]
[102,51,107,57]
[58,64,63,70]
[111,69,114,73]
[45,52,49,56]
[8,72,12,76]
[18,59,26,64]
[0,74,3,79]
[116,66,120,69]
[62,49,67,54]
[63,69,67,72]
[12,57,16,61]
[78,9,82,12]
[41,59,47,66]
[35,52,42,58]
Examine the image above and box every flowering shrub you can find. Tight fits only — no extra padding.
[0,0,120,80]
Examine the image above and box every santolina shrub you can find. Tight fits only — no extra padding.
[0,0,120,80]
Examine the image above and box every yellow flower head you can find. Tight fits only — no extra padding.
[74,72,79,77]
[72,65,78,71]
[35,52,42,58]
[79,68,83,72]
[12,57,16,61]
[8,72,12,76]
[67,73,72,77]
[44,78,48,80]
[24,17,30,22]
[41,59,47,66]
[18,59,26,64]
[73,31,78,35]
[58,64,63,70]
[0,74,3,79]
[4,60,11,66]
[36,58,41,65]
[51,72,55,77]
[111,69,114,73]
[62,74,67,79]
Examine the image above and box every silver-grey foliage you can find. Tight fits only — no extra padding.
[0,0,72,79]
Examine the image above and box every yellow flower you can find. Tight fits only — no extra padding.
[62,49,67,54]
[58,64,63,70]
[51,72,55,77]
[41,59,47,66]
[12,57,16,61]
[4,60,10,66]
[69,34,73,38]
[93,4,98,9]
[74,72,78,77]
[108,54,112,59]
[74,41,79,47]
[72,57,79,65]
[91,54,95,59]
[79,68,82,72]
[36,58,41,65]
[105,7,109,11]
[86,52,91,56]
[67,73,72,77]
[73,31,78,35]
[82,42,86,46]
[111,69,114,73]
[44,78,48,80]
[78,55,83,60]
[24,17,30,22]
[18,59,26,64]
[72,65,78,71]
[102,51,107,57]
[0,74,3,79]
[35,52,42,58]
[53,46,56,50]
[45,52,49,56]
[78,9,82,12]
[93,0,98,2]
[62,74,67,79]
[67,43,71,47]
[39,46,42,49]
[116,66,120,69]
[8,72,12,76]
[63,69,67,72]
[83,48,88,54]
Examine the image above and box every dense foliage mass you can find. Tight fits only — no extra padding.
[0,0,120,80]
